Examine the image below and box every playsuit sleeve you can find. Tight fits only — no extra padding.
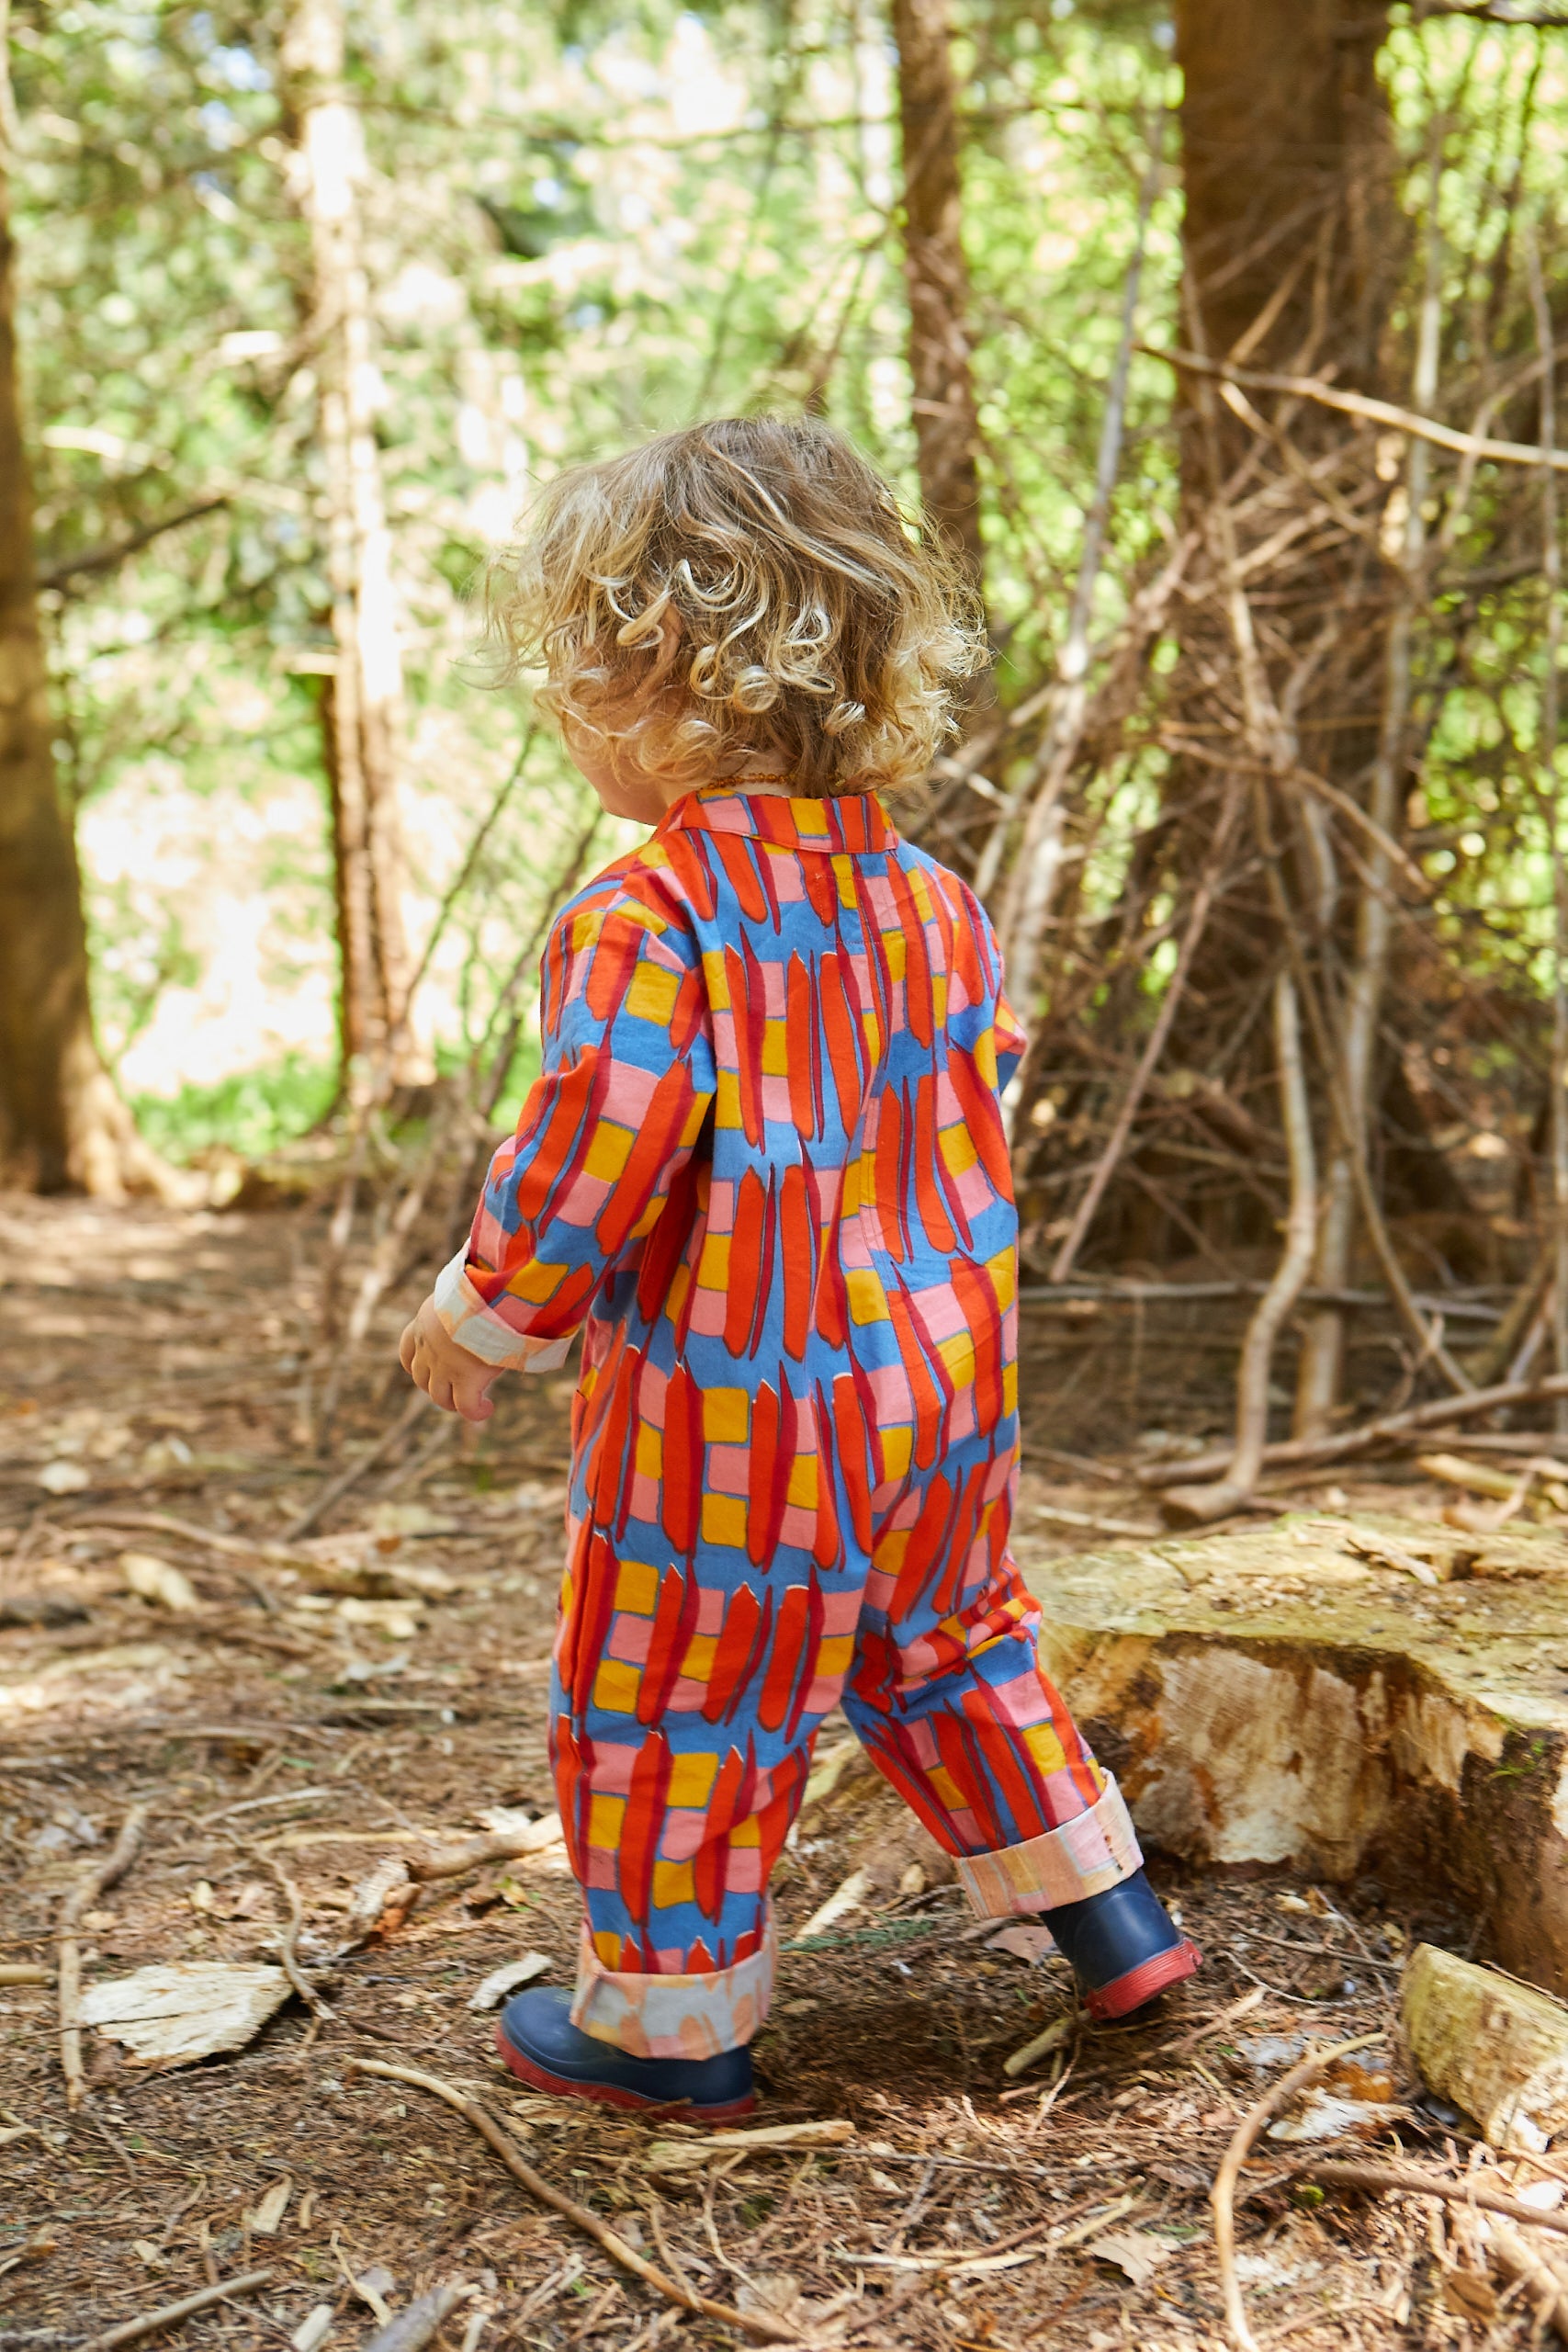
[433,898,716,1372]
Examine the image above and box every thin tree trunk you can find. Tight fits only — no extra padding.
[889,0,987,612]
[283,0,416,1101]
[1526,225,1568,1439]
[1293,153,1439,1436]
[0,6,167,1198]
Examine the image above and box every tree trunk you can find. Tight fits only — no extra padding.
[1158,1,1400,1413]
[282,0,417,1102]
[890,0,987,613]
[1178,0,1392,430]
[0,7,167,1198]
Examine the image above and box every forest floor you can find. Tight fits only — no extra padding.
[0,1193,1546,2352]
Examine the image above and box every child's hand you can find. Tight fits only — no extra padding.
[398,1297,500,1423]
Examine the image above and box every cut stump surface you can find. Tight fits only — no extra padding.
[1019,1512,1568,1990]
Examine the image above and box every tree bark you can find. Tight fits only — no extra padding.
[1145,0,1400,1374]
[282,0,417,1100]
[0,6,165,1197]
[890,0,987,613]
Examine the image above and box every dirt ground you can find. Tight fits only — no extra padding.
[0,1193,1554,2351]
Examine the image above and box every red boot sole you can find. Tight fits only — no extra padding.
[493,2021,758,2123]
[1086,1938,1201,2019]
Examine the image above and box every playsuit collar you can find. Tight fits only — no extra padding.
[658,784,896,856]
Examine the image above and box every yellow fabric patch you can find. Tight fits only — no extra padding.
[615,1557,660,1616]
[986,1248,1016,1308]
[883,928,907,981]
[795,799,830,837]
[681,1098,710,1147]
[729,1815,761,1848]
[880,1424,913,1480]
[583,1122,634,1182]
[704,1387,750,1442]
[570,910,603,952]
[626,961,679,1026]
[832,854,857,908]
[696,1234,731,1291]
[786,1454,818,1508]
[973,1027,999,1089]
[680,1633,716,1682]
[927,1765,967,1813]
[939,1330,976,1385]
[816,1634,854,1678]
[940,1122,978,1178]
[668,1750,720,1808]
[932,974,948,1024]
[910,868,934,919]
[651,1859,696,1910]
[1023,1722,1068,1779]
[634,1424,662,1479]
[703,948,730,1009]
[506,1259,566,1304]
[715,1071,744,1130]
[761,1019,789,1076]
[592,1928,623,1969]
[592,1659,641,1716]
[845,1269,891,1325]
[588,1792,627,1847]
[701,1493,749,1549]
[663,1263,692,1325]
[873,1528,909,1575]
[1002,1363,1019,1415]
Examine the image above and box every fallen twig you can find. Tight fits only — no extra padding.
[79,2269,273,2351]
[59,1803,149,2110]
[360,2285,474,2352]
[0,1965,52,1986]
[1212,2030,1384,2352]
[1485,2215,1568,2338]
[1289,2156,1568,2241]
[287,1389,432,1542]
[344,2057,804,2345]
[1139,1372,1568,1489]
[407,1819,563,1882]
[248,1847,334,2020]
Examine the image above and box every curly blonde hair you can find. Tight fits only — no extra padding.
[482,416,986,797]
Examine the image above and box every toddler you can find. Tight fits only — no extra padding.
[400,417,1198,2118]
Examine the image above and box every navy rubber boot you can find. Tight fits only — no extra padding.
[495,1987,756,2120]
[1043,1869,1201,2019]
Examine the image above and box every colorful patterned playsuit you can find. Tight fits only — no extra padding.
[435,785,1144,2058]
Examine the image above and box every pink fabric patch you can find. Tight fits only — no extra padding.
[821,1589,861,1635]
[687,1288,727,1337]
[707,1444,750,1496]
[555,1170,613,1227]
[606,1614,652,1665]
[660,1811,709,1860]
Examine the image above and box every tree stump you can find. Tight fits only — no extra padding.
[1017,1512,1568,1990]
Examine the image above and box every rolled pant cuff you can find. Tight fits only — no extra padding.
[570,1913,776,2060]
[954,1779,1143,1917]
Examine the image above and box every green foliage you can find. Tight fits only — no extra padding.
[12,0,1568,1164]
[131,1054,336,1164]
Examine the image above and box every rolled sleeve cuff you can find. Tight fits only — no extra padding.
[431,1247,574,1374]
[570,1912,776,2060]
[953,1779,1143,1917]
